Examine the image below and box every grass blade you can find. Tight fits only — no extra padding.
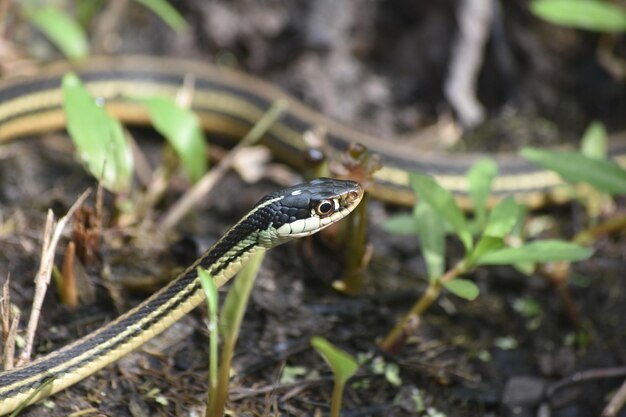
[134,0,188,32]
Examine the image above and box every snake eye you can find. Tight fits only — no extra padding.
[315,200,335,217]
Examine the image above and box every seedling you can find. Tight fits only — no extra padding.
[381,162,593,352]
[311,337,359,417]
[199,250,266,417]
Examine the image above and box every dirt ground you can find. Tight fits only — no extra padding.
[1,1,626,416]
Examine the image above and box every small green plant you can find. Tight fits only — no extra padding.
[531,0,626,33]
[521,121,626,243]
[62,73,209,198]
[521,123,626,200]
[311,337,359,417]
[26,7,89,61]
[20,0,186,62]
[63,73,134,193]
[381,162,593,352]
[198,250,266,417]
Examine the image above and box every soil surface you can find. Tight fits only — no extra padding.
[1,1,626,417]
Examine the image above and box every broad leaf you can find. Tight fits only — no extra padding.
[139,97,208,182]
[63,73,133,193]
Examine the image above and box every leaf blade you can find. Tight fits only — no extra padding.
[410,173,473,252]
[476,240,593,265]
[414,202,446,281]
[521,147,626,195]
[62,73,133,193]
[139,97,208,182]
[531,0,626,32]
[28,7,89,60]
[442,279,480,301]
[311,337,359,385]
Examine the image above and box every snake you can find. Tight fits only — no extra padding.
[3,56,626,208]
[0,55,624,413]
[0,178,363,414]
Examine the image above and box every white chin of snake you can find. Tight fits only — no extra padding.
[276,208,350,238]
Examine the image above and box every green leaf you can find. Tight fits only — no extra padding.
[198,268,219,410]
[382,214,418,235]
[311,337,359,385]
[198,268,218,321]
[63,73,133,193]
[531,0,626,32]
[484,197,520,238]
[219,250,265,340]
[410,173,473,252]
[467,159,498,226]
[414,202,446,281]
[521,147,626,195]
[139,97,208,182]
[468,235,504,266]
[580,121,607,159]
[442,278,480,301]
[134,0,188,32]
[27,7,89,60]
[476,240,593,265]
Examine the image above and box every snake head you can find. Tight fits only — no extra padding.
[265,178,364,239]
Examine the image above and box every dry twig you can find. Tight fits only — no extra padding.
[17,189,91,365]
[444,0,493,128]
[1,276,20,370]
[602,377,626,417]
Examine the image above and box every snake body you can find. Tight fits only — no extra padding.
[3,56,626,207]
[0,178,363,414]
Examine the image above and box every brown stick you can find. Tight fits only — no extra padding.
[17,189,90,365]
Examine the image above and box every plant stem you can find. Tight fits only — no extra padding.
[573,214,626,246]
[335,193,370,294]
[330,380,345,417]
[380,264,464,353]
[379,280,440,353]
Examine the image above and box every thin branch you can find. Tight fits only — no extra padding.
[1,275,20,370]
[17,189,91,365]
